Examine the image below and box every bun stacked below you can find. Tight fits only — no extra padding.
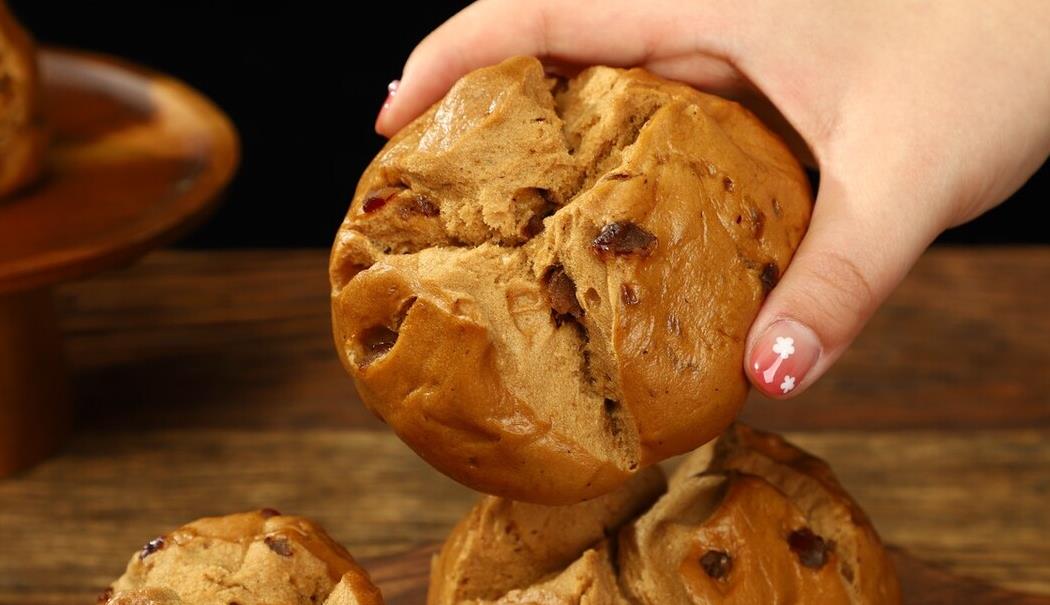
[429,424,901,605]
[98,510,384,605]
[0,0,45,197]
[330,56,812,505]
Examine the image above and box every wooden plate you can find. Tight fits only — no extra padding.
[0,47,238,294]
[365,544,1050,605]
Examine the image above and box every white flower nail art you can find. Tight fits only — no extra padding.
[772,336,795,360]
[780,375,796,393]
[761,336,796,384]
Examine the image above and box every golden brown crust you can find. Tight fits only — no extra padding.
[428,425,901,605]
[478,545,628,605]
[0,1,46,198]
[701,424,901,604]
[102,510,384,605]
[104,588,181,605]
[331,57,812,504]
[428,466,665,604]
[324,571,386,605]
[620,472,855,603]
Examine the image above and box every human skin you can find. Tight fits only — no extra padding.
[374,0,1050,398]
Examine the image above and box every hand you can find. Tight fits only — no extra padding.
[375,0,1050,398]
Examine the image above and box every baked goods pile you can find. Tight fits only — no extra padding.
[94,427,900,604]
[0,0,45,197]
[90,56,899,603]
[428,424,901,604]
[330,57,811,504]
[323,55,898,603]
[97,510,384,605]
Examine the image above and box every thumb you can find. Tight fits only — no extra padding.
[745,173,942,399]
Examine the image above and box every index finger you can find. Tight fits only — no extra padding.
[376,0,733,136]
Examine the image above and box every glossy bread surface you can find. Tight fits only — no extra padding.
[331,57,812,504]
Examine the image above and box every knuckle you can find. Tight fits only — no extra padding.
[787,249,877,333]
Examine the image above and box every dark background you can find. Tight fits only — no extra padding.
[10,2,1047,247]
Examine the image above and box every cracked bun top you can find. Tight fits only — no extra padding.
[429,425,901,605]
[0,1,46,197]
[99,510,384,605]
[330,57,812,504]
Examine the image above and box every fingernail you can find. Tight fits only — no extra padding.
[748,319,822,398]
[378,79,400,117]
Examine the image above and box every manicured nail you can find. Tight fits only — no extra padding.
[748,319,821,398]
[379,79,399,114]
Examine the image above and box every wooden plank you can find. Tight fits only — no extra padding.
[787,431,1050,596]
[54,248,1050,432]
[745,246,1050,430]
[57,250,381,431]
[0,429,1046,603]
[0,247,1044,602]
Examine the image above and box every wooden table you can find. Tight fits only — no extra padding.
[0,247,1046,604]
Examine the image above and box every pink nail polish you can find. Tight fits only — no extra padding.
[748,319,821,397]
[381,80,400,111]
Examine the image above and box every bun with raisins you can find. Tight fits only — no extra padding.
[99,510,384,605]
[429,425,900,605]
[330,57,812,504]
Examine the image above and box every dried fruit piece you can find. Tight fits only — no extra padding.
[543,265,584,323]
[264,535,294,557]
[139,537,165,560]
[750,207,766,239]
[760,262,779,294]
[788,527,832,569]
[603,399,624,437]
[591,222,658,259]
[700,549,733,580]
[361,187,401,213]
[723,177,735,192]
[359,326,399,367]
[402,196,440,217]
[620,283,639,305]
[96,588,114,604]
[259,508,281,518]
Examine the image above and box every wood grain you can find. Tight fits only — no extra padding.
[0,429,1046,603]
[743,245,1050,431]
[55,247,1050,431]
[0,247,1046,603]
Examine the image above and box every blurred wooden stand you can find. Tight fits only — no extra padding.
[0,288,71,475]
[0,48,237,475]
